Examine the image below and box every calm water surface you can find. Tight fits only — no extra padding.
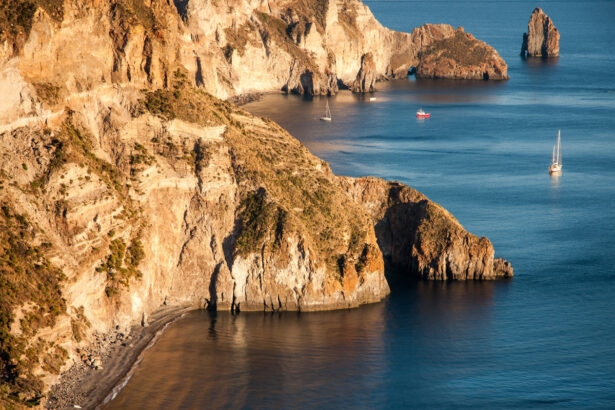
[108,1,615,408]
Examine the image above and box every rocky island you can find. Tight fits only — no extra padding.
[416,27,509,80]
[0,0,511,408]
[521,7,560,57]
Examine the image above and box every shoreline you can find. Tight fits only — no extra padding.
[45,306,195,410]
[45,298,390,409]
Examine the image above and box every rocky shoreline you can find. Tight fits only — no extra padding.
[45,306,194,410]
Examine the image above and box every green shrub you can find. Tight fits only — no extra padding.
[0,202,65,407]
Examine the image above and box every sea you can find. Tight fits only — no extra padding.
[106,1,615,408]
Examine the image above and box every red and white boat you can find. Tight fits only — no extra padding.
[416,109,431,118]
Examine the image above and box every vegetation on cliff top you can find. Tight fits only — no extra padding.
[0,0,63,50]
[113,0,158,32]
[223,107,370,278]
[141,70,222,126]
[420,30,492,67]
[142,70,372,278]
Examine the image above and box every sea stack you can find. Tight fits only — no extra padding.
[351,53,377,93]
[521,8,560,57]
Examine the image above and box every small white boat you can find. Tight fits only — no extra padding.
[549,130,562,175]
[320,100,332,121]
[369,97,377,101]
[416,108,430,118]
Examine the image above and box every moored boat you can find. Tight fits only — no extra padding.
[416,109,430,118]
[549,130,563,175]
[320,100,332,122]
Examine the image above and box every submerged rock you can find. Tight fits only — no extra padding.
[416,28,509,80]
[521,8,560,57]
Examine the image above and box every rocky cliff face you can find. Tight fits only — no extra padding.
[416,28,509,80]
[340,177,513,280]
[0,0,507,123]
[0,76,392,405]
[521,8,559,57]
[0,0,512,407]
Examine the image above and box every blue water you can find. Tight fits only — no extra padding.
[107,1,615,408]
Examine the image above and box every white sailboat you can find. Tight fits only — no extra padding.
[549,130,562,175]
[320,100,332,122]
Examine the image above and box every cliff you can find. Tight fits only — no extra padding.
[0,0,507,121]
[0,74,391,406]
[521,8,560,57]
[0,0,512,407]
[416,28,509,80]
[341,177,513,279]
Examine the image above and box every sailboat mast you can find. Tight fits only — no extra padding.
[552,145,556,163]
[557,130,561,164]
[559,132,562,165]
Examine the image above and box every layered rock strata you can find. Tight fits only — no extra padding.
[416,28,509,80]
[521,8,560,57]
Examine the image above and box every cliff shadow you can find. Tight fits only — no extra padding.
[375,195,431,284]
[173,0,189,21]
[207,262,225,311]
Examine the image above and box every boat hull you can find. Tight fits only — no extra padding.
[416,114,431,118]
[549,164,562,174]
[320,117,332,122]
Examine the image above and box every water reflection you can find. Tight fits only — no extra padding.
[522,55,560,70]
[549,173,561,189]
[411,77,507,92]
[106,303,389,409]
[106,279,509,409]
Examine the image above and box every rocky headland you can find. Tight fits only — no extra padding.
[341,177,513,280]
[0,0,512,408]
[521,7,560,57]
[416,28,509,80]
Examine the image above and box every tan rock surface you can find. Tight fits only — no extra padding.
[0,0,507,117]
[521,8,560,57]
[351,52,376,93]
